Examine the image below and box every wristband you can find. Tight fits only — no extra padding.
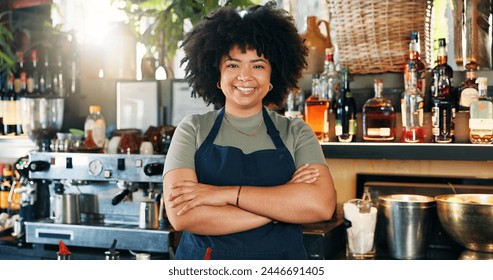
[236,185,242,207]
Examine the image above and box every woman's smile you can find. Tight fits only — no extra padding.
[219,45,272,116]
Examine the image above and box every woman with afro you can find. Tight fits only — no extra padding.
[163,1,336,260]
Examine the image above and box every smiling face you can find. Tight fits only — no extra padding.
[218,45,272,117]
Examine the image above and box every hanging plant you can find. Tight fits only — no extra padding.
[116,0,258,61]
[0,11,15,80]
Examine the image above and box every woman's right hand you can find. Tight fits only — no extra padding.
[288,163,320,184]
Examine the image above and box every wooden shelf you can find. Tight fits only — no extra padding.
[321,142,493,161]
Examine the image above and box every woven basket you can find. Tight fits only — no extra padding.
[327,0,433,74]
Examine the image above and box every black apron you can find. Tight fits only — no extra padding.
[175,107,307,260]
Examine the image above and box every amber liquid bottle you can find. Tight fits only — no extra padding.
[458,61,479,112]
[305,74,330,141]
[401,61,425,143]
[363,79,396,141]
[403,32,426,94]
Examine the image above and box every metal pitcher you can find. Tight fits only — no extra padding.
[50,193,81,224]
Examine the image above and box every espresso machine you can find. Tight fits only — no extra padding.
[23,151,176,259]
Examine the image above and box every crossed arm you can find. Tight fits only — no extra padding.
[163,163,337,236]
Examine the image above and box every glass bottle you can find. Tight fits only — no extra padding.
[52,52,64,97]
[2,73,16,135]
[320,47,340,113]
[335,67,357,142]
[305,74,330,141]
[84,105,107,148]
[15,71,25,135]
[469,77,493,144]
[431,67,455,143]
[432,38,454,97]
[363,79,395,141]
[401,61,424,143]
[403,32,426,93]
[431,39,456,143]
[66,31,80,95]
[13,51,26,95]
[39,49,53,96]
[458,61,479,112]
[27,49,41,96]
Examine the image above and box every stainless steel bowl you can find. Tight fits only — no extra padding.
[435,194,493,252]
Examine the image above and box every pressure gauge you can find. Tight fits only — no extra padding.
[88,159,103,176]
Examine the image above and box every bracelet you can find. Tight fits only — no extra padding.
[236,185,242,207]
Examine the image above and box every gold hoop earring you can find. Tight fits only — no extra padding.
[216,82,221,89]
[269,83,273,91]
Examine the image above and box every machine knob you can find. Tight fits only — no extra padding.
[144,163,164,176]
[28,161,50,172]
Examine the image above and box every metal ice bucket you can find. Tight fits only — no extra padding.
[378,194,436,259]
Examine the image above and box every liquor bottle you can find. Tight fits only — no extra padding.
[403,32,426,93]
[305,74,330,141]
[431,68,455,143]
[84,105,107,148]
[27,49,41,96]
[13,51,26,95]
[362,79,395,141]
[432,38,454,99]
[66,32,80,95]
[2,73,16,135]
[335,67,357,142]
[40,50,53,96]
[52,52,64,97]
[457,61,479,112]
[430,38,456,143]
[15,72,26,135]
[401,61,424,143]
[320,47,340,112]
[469,77,493,144]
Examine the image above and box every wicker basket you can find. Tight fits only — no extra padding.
[327,0,433,74]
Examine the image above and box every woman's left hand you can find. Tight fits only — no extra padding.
[289,163,320,184]
[167,180,236,216]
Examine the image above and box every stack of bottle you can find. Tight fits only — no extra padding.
[0,34,80,136]
[295,32,493,145]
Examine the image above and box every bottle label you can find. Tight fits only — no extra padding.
[367,128,391,137]
[431,106,439,135]
[93,119,106,147]
[460,88,480,108]
[469,118,493,130]
[349,119,356,135]
[5,101,16,125]
[335,124,342,136]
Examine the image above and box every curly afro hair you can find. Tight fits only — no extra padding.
[180,1,307,108]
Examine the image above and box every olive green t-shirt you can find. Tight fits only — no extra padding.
[163,107,328,176]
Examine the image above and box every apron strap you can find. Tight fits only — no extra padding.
[201,107,225,147]
[262,107,286,151]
